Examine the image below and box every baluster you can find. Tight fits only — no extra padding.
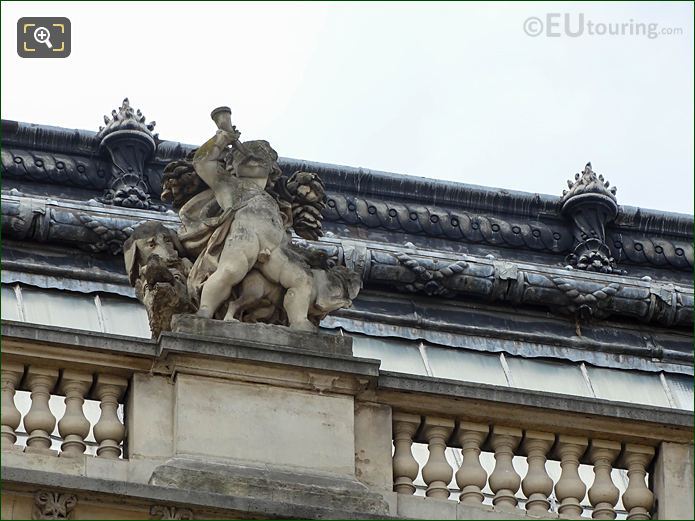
[421,416,454,499]
[392,412,421,495]
[488,426,522,511]
[455,421,489,505]
[588,439,621,520]
[521,430,555,515]
[554,435,588,518]
[58,370,93,457]
[619,444,655,520]
[24,367,59,453]
[1,362,25,450]
[93,374,127,458]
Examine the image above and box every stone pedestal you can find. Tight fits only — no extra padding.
[170,314,353,356]
[133,316,390,516]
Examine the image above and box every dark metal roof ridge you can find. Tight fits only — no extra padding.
[3,118,693,237]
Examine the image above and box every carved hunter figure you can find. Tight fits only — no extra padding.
[124,106,361,335]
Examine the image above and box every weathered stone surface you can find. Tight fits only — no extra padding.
[1,465,393,519]
[354,402,394,492]
[1,321,158,358]
[396,492,561,519]
[127,373,175,460]
[173,374,356,475]
[3,103,694,521]
[170,313,353,356]
[1,320,377,384]
[149,457,391,516]
[653,442,694,520]
[396,494,457,519]
[149,505,194,520]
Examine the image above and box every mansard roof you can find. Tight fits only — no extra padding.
[3,118,691,264]
[1,114,693,378]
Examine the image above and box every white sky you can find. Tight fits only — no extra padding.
[2,1,693,214]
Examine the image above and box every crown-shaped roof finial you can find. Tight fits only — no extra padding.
[561,162,617,202]
[97,97,156,139]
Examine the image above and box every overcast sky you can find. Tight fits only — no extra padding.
[2,1,693,214]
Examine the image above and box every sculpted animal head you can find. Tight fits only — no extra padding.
[312,266,362,315]
[123,222,185,285]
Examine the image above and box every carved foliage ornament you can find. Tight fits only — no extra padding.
[124,106,362,337]
[550,276,621,319]
[393,251,468,296]
[32,490,77,520]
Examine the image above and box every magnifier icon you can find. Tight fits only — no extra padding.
[33,26,53,49]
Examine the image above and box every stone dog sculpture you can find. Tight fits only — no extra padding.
[124,106,361,336]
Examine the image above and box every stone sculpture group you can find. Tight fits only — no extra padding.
[124,107,361,337]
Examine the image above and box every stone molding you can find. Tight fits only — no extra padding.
[1,321,691,439]
[378,371,693,442]
[149,505,194,520]
[2,465,394,520]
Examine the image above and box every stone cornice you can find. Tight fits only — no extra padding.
[0,465,393,520]
[2,194,692,328]
[2,320,691,437]
[378,372,693,446]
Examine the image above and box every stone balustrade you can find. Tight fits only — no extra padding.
[392,413,657,520]
[1,362,128,459]
[1,322,691,520]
